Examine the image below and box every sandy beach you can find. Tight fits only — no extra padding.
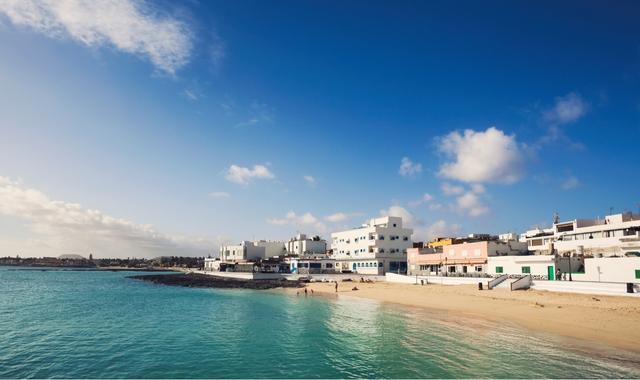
[289,281,640,353]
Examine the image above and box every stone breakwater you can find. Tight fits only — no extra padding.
[129,273,304,290]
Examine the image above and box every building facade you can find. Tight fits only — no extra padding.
[218,241,265,262]
[521,213,640,257]
[331,216,413,274]
[286,234,327,255]
[254,240,286,258]
[407,240,528,276]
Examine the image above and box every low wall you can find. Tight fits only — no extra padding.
[306,273,386,282]
[386,273,485,285]
[196,271,289,280]
[531,280,640,297]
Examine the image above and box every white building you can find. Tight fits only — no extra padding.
[219,241,265,262]
[331,216,413,274]
[286,234,327,255]
[217,240,286,263]
[521,213,640,257]
[487,255,557,279]
[254,240,286,258]
[287,257,336,274]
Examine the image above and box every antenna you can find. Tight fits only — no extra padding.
[553,211,559,224]
[609,206,614,216]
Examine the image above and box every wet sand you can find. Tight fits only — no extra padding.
[288,281,640,353]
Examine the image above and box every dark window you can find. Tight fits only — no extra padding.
[522,266,531,274]
[496,266,503,273]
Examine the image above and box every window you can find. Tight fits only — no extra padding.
[636,269,640,279]
[309,263,321,269]
[475,265,483,272]
[522,266,531,274]
[378,262,383,267]
[393,223,397,227]
[325,263,333,269]
[379,235,385,240]
[496,266,503,273]
[403,236,408,241]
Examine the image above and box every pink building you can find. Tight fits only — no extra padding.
[407,240,527,276]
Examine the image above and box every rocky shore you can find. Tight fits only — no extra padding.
[129,273,304,290]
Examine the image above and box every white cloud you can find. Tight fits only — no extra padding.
[0,0,193,74]
[428,203,443,211]
[399,157,422,177]
[208,191,230,198]
[438,127,524,184]
[235,101,274,128]
[378,205,461,242]
[379,205,417,227]
[323,212,363,223]
[267,211,326,233]
[425,220,460,240]
[471,184,485,194]
[456,191,489,217]
[303,175,316,185]
[441,182,464,196]
[408,193,434,207]
[536,93,589,150]
[544,92,588,125]
[0,176,212,258]
[225,164,274,185]
[183,89,199,101]
[561,176,580,190]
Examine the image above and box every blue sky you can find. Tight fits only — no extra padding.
[0,0,639,258]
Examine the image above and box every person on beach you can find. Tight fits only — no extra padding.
[335,282,338,292]
[304,288,308,296]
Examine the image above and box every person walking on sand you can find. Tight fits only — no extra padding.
[304,288,308,296]
[335,281,338,292]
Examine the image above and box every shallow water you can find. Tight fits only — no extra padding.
[1,268,638,378]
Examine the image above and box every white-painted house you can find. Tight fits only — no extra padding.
[286,234,327,255]
[331,216,413,274]
[219,241,265,262]
[487,255,557,279]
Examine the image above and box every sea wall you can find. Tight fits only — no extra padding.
[386,273,484,285]
[386,273,640,297]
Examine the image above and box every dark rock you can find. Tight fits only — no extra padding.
[128,273,304,290]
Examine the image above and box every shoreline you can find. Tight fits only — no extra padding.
[284,281,640,354]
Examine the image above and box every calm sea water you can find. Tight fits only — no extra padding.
[1,268,638,379]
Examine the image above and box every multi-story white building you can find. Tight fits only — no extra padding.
[521,213,640,257]
[331,216,413,274]
[286,234,327,256]
[219,241,265,262]
[217,240,285,263]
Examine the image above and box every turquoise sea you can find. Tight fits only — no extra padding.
[1,268,639,379]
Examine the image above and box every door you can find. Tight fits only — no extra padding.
[547,266,555,281]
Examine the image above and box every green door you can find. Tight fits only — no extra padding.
[547,266,555,281]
